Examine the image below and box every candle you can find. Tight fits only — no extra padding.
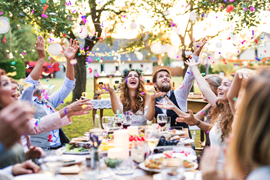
[107,148,123,159]
[127,126,138,136]
[114,130,129,159]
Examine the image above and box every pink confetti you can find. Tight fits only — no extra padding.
[201,110,204,114]
[0,11,2,15]
[72,10,77,13]
[41,14,48,18]
[179,84,185,89]
[31,10,34,13]
[141,92,145,95]
[250,7,255,11]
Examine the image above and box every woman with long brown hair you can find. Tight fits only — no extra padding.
[100,69,165,126]
[185,59,234,163]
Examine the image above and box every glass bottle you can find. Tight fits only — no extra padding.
[94,114,100,129]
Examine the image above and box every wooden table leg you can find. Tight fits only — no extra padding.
[100,109,104,120]
[200,130,204,142]
[92,109,97,126]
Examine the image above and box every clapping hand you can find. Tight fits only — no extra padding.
[176,110,197,126]
[35,36,46,61]
[155,96,176,110]
[193,37,207,56]
[62,39,79,61]
[185,58,200,68]
[150,92,167,100]
[99,83,114,93]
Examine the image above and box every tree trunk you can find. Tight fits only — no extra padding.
[72,55,87,101]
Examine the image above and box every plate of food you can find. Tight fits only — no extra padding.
[138,154,198,172]
[59,143,90,155]
[169,129,186,136]
[60,155,86,166]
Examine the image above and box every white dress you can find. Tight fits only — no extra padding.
[119,103,148,126]
[209,116,227,162]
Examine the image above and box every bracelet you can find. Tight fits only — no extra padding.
[196,120,201,126]
[64,107,67,115]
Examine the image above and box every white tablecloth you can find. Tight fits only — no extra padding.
[91,99,112,109]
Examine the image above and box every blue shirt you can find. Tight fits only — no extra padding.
[21,75,76,147]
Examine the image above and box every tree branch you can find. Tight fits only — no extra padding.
[102,8,127,15]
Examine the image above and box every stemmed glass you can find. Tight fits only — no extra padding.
[101,116,113,132]
[157,114,168,132]
[145,128,160,159]
[40,150,64,178]
[123,112,132,129]
[114,114,122,128]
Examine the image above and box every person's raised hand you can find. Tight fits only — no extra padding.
[0,101,34,149]
[67,98,94,117]
[201,146,221,180]
[35,36,46,61]
[185,58,200,68]
[155,96,176,110]
[150,92,167,100]
[99,83,114,93]
[25,146,45,159]
[12,160,40,176]
[176,110,197,126]
[193,37,207,56]
[63,39,79,61]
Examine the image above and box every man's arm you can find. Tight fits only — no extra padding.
[49,39,79,108]
[20,37,46,102]
[174,37,207,111]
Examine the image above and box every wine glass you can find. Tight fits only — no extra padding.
[157,114,168,132]
[145,129,160,159]
[114,114,122,128]
[123,112,132,129]
[40,150,64,178]
[101,116,113,132]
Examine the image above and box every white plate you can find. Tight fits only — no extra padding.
[170,130,186,136]
[138,153,198,172]
[139,161,198,172]
[14,174,68,180]
[58,147,90,155]
[61,155,86,166]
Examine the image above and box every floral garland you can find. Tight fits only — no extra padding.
[122,68,143,80]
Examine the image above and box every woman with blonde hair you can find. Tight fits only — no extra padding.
[201,70,270,180]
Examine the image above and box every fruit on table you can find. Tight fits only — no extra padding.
[164,151,173,158]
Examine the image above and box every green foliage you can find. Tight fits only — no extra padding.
[0,24,39,62]
[212,61,239,75]
[194,0,269,32]
[0,59,26,79]
[198,64,216,75]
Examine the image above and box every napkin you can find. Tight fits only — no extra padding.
[59,165,80,174]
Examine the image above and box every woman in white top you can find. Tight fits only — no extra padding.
[100,69,165,126]
[185,59,235,162]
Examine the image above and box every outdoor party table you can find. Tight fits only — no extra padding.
[53,128,202,180]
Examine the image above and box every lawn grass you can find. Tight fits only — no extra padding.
[39,77,204,148]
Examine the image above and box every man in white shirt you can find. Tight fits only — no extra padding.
[146,37,206,137]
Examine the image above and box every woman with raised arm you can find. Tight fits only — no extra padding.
[156,74,223,147]
[184,58,234,163]
[100,69,166,126]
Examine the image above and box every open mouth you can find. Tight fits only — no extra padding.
[129,80,137,85]
[218,92,224,96]
[11,92,19,100]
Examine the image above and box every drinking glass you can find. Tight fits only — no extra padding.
[40,150,64,178]
[145,129,160,159]
[157,114,168,132]
[114,114,122,128]
[101,116,113,133]
[123,112,132,129]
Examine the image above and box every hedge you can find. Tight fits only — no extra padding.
[0,59,26,79]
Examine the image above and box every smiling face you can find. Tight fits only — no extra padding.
[217,77,232,104]
[126,71,140,90]
[0,75,19,108]
[155,71,171,92]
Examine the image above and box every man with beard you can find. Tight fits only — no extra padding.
[146,37,206,137]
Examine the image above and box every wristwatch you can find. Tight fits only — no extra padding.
[196,120,201,126]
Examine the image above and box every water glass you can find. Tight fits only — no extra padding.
[40,151,64,178]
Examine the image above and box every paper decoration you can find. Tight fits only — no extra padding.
[216,41,222,49]
[0,17,10,34]
[48,43,62,56]
[189,11,199,22]
[163,10,170,16]
[135,52,143,60]
[150,42,162,54]
[130,22,137,29]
